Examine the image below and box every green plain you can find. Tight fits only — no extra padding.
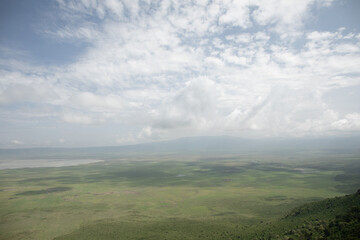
[0,153,359,239]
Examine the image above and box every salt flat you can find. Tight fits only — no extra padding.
[0,159,104,169]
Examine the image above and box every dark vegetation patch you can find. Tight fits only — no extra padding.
[264,195,288,201]
[297,159,360,194]
[212,211,236,216]
[83,169,173,183]
[108,169,171,179]
[198,156,240,162]
[335,184,360,194]
[18,176,81,184]
[304,197,326,202]
[249,164,289,172]
[246,163,307,174]
[335,174,353,181]
[200,164,244,174]
[15,187,72,196]
[194,182,223,187]
[334,173,360,193]
[299,159,360,173]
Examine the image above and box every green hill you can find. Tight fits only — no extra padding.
[54,190,360,240]
[256,189,360,240]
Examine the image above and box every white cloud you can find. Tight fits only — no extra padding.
[152,77,217,131]
[116,136,135,145]
[104,0,124,18]
[11,140,24,145]
[331,113,360,131]
[60,112,104,124]
[251,0,320,37]
[205,56,225,68]
[226,33,252,44]
[218,0,252,28]
[0,0,359,147]
[71,92,122,111]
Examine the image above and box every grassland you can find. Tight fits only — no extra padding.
[0,152,359,239]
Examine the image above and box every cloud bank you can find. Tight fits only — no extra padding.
[0,0,360,147]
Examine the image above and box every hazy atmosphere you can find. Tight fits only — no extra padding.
[1,0,360,148]
[1,2,360,239]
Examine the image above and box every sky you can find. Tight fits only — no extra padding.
[0,0,360,148]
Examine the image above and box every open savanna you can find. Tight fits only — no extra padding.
[0,152,359,239]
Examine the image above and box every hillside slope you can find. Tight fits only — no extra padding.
[54,190,360,240]
[256,189,360,240]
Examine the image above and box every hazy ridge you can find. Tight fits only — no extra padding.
[1,136,360,160]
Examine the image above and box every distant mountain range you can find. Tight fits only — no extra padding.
[1,135,359,160]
